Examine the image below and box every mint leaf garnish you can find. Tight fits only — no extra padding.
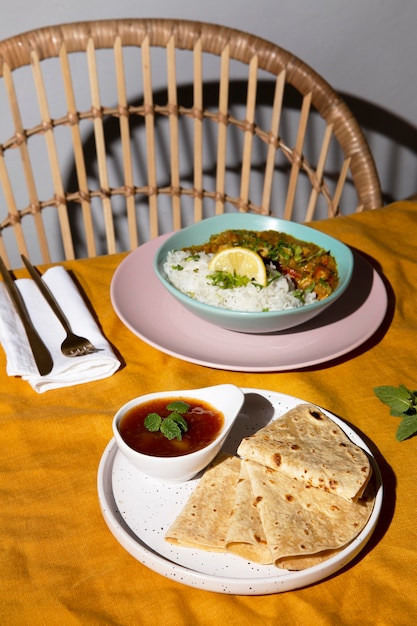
[160,418,183,440]
[374,385,417,441]
[144,401,190,441]
[170,412,188,433]
[144,412,162,431]
[166,401,190,414]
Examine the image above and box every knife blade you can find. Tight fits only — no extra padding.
[0,256,54,376]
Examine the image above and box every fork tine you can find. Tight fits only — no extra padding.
[65,344,103,357]
[21,255,100,358]
[62,337,102,357]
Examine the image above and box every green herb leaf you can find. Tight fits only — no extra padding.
[144,401,190,441]
[160,418,183,440]
[166,401,190,414]
[374,385,414,414]
[396,413,417,441]
[144,412,162,432]
[374,384,417,441]
[170,412,188,433]
[207,270,251,289]
[292,289,305,302]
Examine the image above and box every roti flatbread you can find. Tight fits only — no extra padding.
[244,459,375,569]
[237,404,371,501]
[165,406,376,570]
[225,460,273,564]
[165,454,240,551]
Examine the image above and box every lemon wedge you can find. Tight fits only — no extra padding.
[208,247,267,286]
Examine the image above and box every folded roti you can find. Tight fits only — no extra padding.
[237,404,371,501]
[225,460,273,564]
[165,454,241,551]
[165,454,273,563]
[165,407,376,570]
[244,459,375,569]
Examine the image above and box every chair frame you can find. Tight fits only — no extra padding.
[0,19,382,266]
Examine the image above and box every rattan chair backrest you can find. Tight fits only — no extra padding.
[0,19,382,267]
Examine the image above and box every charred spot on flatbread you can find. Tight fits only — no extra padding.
[273,453,282,466]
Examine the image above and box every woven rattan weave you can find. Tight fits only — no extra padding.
[0,19,382,267]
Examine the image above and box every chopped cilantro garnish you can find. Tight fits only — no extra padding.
[207,270,259,289]
[185,254,201,261]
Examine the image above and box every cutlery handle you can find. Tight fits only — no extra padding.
[21,255,71,333]
[0,257,53,376]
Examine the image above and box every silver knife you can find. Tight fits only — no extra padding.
[0,257,53,376]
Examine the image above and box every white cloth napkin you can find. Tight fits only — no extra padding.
[0,266,120,393]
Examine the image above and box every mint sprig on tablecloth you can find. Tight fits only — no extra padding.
[374,385,417,441]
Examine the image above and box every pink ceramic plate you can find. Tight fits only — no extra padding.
[110,235,388,371]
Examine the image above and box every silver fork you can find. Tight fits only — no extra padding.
[21,255,100,358]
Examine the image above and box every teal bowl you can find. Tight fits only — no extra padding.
[154,214,353,334]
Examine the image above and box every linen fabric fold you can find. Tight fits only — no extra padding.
[0,266,120,392]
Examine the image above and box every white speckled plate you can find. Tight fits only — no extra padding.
[97,389,383,594]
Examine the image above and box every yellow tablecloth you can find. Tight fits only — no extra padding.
[1,201,416,625]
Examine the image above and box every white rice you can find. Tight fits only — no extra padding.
[164,250,317,312]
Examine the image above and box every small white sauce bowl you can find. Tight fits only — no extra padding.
[112,384,245,482]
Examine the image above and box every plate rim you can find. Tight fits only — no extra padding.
[110,235,388,372]
[97,388,383,595]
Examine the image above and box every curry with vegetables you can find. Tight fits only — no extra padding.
[184,229,339,300]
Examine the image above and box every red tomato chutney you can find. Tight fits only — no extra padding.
[119,397,224,457]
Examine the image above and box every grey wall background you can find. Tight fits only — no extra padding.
[1,0,416,205]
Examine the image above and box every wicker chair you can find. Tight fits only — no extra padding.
[0,19,382,268]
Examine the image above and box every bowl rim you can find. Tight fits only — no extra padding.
[153,214,354,318]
